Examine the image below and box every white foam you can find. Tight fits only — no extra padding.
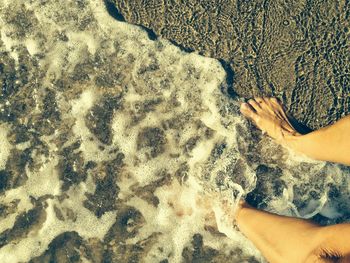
[0,196,116,263]
[0,191,33,233]
[0,28,18,61]
[23,155,61,197]
[25,38,39,55]
[0,124,11,169]
[2,0,348,262]
[69,88,106,162]
[66,31,99,55]
[0,0,263,262]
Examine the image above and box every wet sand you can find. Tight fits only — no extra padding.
[108,0,350,130]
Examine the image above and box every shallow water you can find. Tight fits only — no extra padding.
[111,0,350,130]
[0,1,350,263]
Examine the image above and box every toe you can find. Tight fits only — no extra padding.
[271,98,284,111]
[261,97,271,106]
[255,97,264,104]
[269,98,296,132]
[247,99,261,112]
[240,103,257,119]
[270,97,280,105]
[260,97,276,113]
[270,98,285,112]
[268,97,283,112]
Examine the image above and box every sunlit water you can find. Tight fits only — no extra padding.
[0,1,350,262]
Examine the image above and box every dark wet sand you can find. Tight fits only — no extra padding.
[107,0,350,130]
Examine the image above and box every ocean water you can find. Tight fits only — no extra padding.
[111,0,350,131]
[0,1,350,262]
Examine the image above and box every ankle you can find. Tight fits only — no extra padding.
[234,200,253,221]
[281,129,303,147]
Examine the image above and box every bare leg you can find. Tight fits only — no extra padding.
[234,202,350,263]
[287,115,350,165]
[240,98,350,165]
[238,98,350,262]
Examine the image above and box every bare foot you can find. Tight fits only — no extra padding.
[240,97,300,142]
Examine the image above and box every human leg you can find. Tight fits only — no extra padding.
[235,202,350,263]
[238,97,350,262]
[235,202,320,263]
[240,98,350,165]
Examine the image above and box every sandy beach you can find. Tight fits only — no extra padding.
[110,0,350,130]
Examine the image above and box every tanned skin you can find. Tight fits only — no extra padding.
[235,97,350,263]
